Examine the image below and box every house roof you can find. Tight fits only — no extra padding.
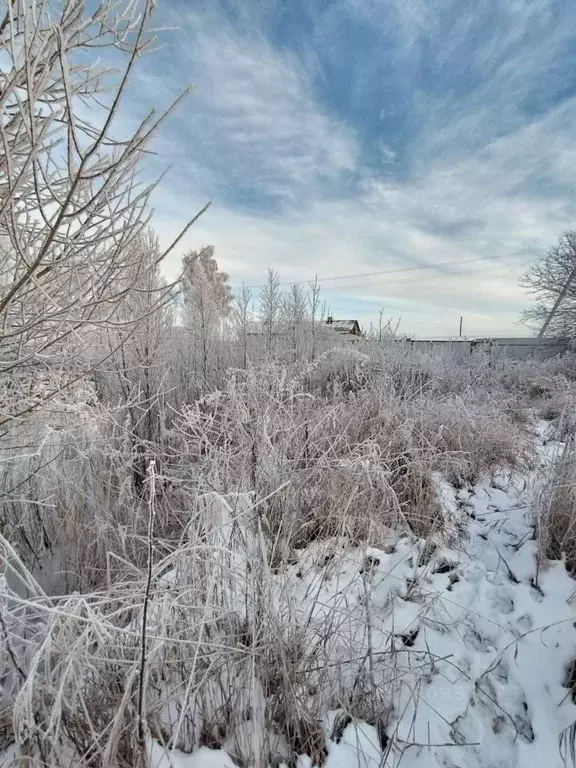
[326,319,361,334]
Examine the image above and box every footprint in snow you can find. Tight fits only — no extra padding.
[493,594,515,615]
[457,655,472,673]
[529,586,544,604]
[514,701,535,743]
[436,757,464,768]
[486,571,506,586]
[486,585,515,615]
[492,658,508,683]
[480,665,535,745]
[463,625,494,653]
[462,564,486,584]
[515,613,533,632]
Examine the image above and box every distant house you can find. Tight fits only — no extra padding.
[325,317,363,337]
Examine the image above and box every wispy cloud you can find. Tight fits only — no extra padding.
[124,0,576,335]
[135,4,358,210]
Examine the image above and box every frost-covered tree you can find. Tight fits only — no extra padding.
[521,230,576,340]
[308,276,324,362]
[181,246,232,386]
[282,283,307,363]
[259,269,282,357]
[93,231,175,493]
[0,0,200,435]
[233,283,254,369]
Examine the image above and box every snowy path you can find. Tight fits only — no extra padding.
[398,471,576,768]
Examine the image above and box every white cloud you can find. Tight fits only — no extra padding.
[126,0,576,337]
[151,87,576,337]
[134,6,357,206]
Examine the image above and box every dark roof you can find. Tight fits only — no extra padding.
[326,319,362,335]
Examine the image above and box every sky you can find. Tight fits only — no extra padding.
[123,0,576,336]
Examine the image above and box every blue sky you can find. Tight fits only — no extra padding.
[125,0,576,335]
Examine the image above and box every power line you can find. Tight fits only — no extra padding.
[245,250,530,290]
[319,257,527,293]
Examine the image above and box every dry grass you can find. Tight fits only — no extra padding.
[176,350,531,560]
[1,343,571,766]
[535,437,576,575]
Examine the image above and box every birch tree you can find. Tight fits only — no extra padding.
[233,283,254,369]
[259,269,281,358]
[181,246,232,388]
[282,283,307,363]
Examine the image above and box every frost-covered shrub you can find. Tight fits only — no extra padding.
[177,350,532,555]
[177,364,443,552]
[370,342,494,399]
[541,352,576,382]
[0,386,180,596]
[409,391,532,480]
[536,439,576,575]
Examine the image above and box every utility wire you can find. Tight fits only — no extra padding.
[318,257,528,293]
[245,250,530,290]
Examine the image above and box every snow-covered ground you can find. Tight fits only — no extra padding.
[149,426,576,768]
[2,425,576,768]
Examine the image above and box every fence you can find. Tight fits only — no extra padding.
[398,337,567,362]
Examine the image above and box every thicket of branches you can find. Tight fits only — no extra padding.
[3,0,576,765]
[521,230,576,340]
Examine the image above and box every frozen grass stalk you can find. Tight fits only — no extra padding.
[138,459,157,745]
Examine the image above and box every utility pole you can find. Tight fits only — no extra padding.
[459,316,463,337]
[537,263,576,339]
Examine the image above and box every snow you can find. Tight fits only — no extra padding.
[324,716,381,768]
[149,743,239,768]
[148,426,576,768]
[0,744,19,766]
[3,426,576,768]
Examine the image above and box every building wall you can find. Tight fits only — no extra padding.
[401,337,567,361]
